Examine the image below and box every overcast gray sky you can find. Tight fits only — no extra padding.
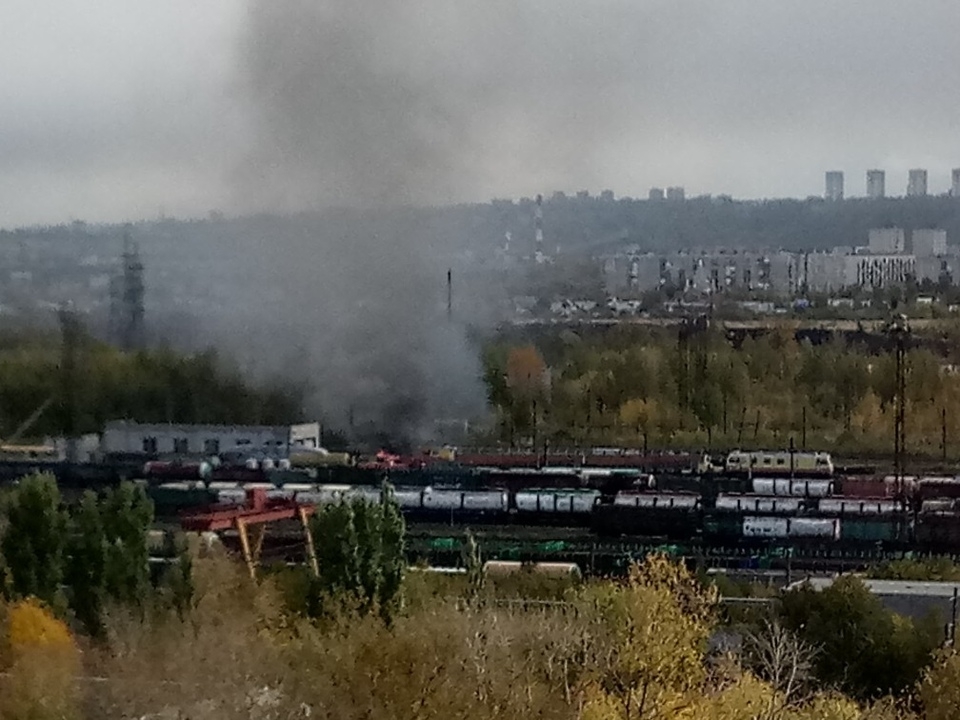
[3,0,960,228]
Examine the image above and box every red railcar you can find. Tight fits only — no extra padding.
[917,477,960,501]
[837,475,916,500]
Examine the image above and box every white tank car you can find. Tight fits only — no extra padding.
[742,516,788,538]
[787,518,841,539]
[296,485,354,505]
[751,478,833,497]
[715,495,801,514]
[818,499,899,515]
[515,490,600,513]
[742,516,840,539]
[613,493,699,509]
[390,488,424,509]
[207,481,240,491]
[216,488,247,504]
[422,489,508,512]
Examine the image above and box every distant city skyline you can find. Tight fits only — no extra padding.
[3,0,960,228]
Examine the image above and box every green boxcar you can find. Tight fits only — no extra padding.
[148,485,218,513]
[840,519,900,543]
[702,514,741,540]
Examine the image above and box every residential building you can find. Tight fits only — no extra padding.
[912,229,947,258]
[803,250,850,293]
[915,256,952,285]
[867,170,885,199]
[953,169,960,197]
[825,171,844,201]
[845,253,915,289]
[648,187,665,201]
[666,186,686,202]
[868,228,906,255]
[908,169,928,197]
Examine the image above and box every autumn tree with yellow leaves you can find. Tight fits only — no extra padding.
[0,597,80,719]
[482,326,960,459]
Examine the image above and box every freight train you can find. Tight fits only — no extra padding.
[150,466,960,552]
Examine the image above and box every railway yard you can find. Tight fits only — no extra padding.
[13,446,959,576]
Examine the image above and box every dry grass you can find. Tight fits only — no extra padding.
[83,553,587,719]
[0,553,942,719]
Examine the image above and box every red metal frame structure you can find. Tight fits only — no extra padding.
[181,488,319,580]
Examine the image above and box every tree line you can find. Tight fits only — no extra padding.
[482,325,960,458]
[0,327,303,440]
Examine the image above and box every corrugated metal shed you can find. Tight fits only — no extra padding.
[786,576,959,629]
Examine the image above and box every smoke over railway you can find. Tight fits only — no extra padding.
[225,1,506,445]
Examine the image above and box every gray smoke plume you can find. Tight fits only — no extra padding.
[228,1,518,444]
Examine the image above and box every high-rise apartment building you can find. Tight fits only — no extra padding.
[866,170,885,199]
[666,186,686,201]
[952,169,960,197]
[907,169,928,197]
[825,171,844,201]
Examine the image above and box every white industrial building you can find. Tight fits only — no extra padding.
[101,420,321,457]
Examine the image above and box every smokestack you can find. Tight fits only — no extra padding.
[534,194,544,263]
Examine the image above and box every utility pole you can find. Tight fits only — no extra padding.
[886,313,910,538]
[112,228,144,350]
[58,304,80,464]
[446,268,453,320]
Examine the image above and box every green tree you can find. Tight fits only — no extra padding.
[462,530,485,603]
[101,482,154,610]
[162,532,196,621]
[310,500,359,610]
[779,576,941,700]
[377,482,406,621]
[65,491,108,636]
[307,483,405,620]
[351,496,382,613]
[0,473,68,607]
